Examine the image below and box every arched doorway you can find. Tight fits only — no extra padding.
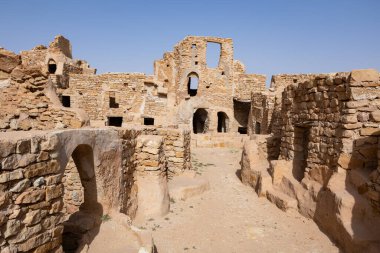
[217,112,229,133]
[48,59,57,74]
[62,144,102,253]
[187,72,199,96]
[193,108,208,134]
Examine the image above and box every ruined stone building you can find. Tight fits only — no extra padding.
[242,69,380,253]
[0,35,379,253]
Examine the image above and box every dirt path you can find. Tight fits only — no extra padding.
[145,147,339,253]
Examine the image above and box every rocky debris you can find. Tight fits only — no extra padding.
[0,48,21,73]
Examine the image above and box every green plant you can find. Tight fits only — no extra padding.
[101,214,111,222]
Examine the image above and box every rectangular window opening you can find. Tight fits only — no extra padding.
[206,42,221,68]
[108,117,123,127]
[144,118,154,125]
[61,96,71,108]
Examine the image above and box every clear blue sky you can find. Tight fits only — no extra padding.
[1,0,379,84]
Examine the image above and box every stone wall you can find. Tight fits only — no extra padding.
[234,73,266,101]
[242,69,380,253]
[0,67,86,131]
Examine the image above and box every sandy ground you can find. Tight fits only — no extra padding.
[142,147,340,253]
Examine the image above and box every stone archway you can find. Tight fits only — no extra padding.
[62,144,103,253]
[193,108,208,134]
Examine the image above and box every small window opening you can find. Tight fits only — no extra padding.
[255,122,261,134]
[166,64,170,67]
[221,71,225,75]
[191,44,197,49]
[62,96,71,108]
[206,42,222,68]
[195,61,198,65]
[293,79,298,83]
[48,59,57,74]
[109,93,119,108]
[187,73,199,96]
[144,118,154,125]
[108,117,123,127]
[238,127,247,134]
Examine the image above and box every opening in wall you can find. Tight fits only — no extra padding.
[108,117,123,127]
[193,108,208,134]
[144,118,154,125]
[187,72,199,96]
[48,59,57,74]
[233,100,250,135]
[255,122,261,134]
[206,42,221,68]
[293,126,310,181]
[62,96,71,108]
[62,144,102,253]
[217,112,229,133]
[109,93,119,108]
[238,127,247,134]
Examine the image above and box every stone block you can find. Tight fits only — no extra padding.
[360,128,380,136]
[24,160,60,178]
[15,189,45,204]
[0,169,23,183]
[4,220,21,238]
[350,69,379,83]
[16,139,31,154]
[9,179,31,193]
[46,184,63,201]
[17,231,51,252]
[0,140,16,158]
[370,111,380,122]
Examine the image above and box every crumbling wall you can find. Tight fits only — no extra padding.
[241,69,380,253]
[234,73,266,101]
[65,73,171,127]
[0,66,85,131]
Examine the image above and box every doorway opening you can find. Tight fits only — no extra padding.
[217,112,228,133]
[62,144,102,253]
[48,59,57,74]
[293,126,310,181]
[233,100,250,135]
[193,108,208,134]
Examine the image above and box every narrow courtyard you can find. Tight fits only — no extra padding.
[140,147,341,253]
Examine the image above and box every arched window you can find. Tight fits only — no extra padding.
[217,112,229,133]
[187,72,199,96]
[48,59,57,74]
